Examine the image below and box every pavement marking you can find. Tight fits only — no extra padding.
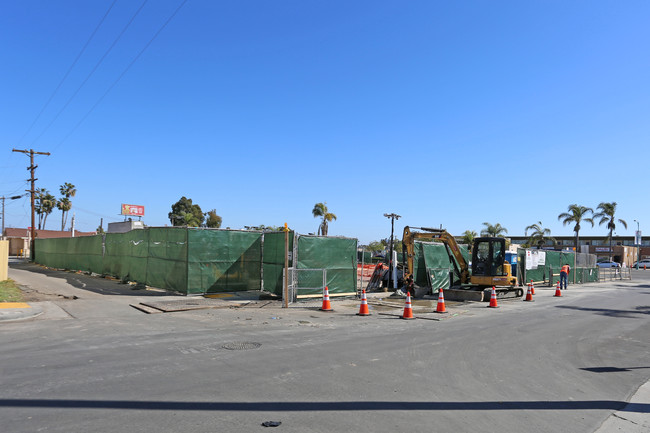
[0,302,31,309]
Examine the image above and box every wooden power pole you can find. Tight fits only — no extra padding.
[12,148,50,258]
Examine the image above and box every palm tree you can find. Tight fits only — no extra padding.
[593,202,627,260]
[41,191,57,230]
[312,202,337,236]
[461,230,477,251]
[558,204,594,253]
[525,221,556,249]
[480,222,508,237]
[35,188,47,230]
[58,182,76,230]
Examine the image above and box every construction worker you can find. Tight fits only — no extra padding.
[560,264,571,290]
[405,274,415,297]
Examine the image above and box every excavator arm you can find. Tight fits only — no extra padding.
[402,226,470,285]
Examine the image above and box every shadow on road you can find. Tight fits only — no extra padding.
[555,305,650,319]
[0,398,647,413]
[580,366,650,373]
[9,260,177,298]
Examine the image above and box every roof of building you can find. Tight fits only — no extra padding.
[3,228,97,239]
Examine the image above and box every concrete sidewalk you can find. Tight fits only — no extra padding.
[594,380,650,432]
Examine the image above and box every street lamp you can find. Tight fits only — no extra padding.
[634,220,640,269]
[383,213,401,291]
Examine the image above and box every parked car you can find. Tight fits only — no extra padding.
[632,259,650,268]
[597,260,620,268]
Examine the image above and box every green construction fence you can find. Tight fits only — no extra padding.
[295,235,357,295]
[516,248,599,286]
[33,227,356,296]
[412,241,470,292]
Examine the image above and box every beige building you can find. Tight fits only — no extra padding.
[1,228,96,256]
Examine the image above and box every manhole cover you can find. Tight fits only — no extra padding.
[221,342,262,351]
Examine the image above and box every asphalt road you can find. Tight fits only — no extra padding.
[1,262,649,433]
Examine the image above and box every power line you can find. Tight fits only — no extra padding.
[31,0,149,147]
[55,0,189,149]
[17,0,118,146]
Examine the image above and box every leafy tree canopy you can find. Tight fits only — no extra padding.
[206,209,222,228]
[168,197,204,227]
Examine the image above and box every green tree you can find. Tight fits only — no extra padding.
[35,188,57,230]
[368,240,385,253]
[57,182,76,231]
[558,204,594,252]
[461,230,477,246]
[593,202,627,259]
[312,202,337,236]
[525,221,556,249]
[480,222,508,237]
[205,209,222,228]
[168,197,204,227]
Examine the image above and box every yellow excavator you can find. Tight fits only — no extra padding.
[402,226,521,299]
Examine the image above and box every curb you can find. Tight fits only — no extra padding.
[0,303,44,322]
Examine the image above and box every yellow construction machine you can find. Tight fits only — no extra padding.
[402,226,521,299]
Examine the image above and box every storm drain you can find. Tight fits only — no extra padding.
[221,342,262,351]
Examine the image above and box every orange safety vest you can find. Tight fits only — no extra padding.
[561,265,570,274]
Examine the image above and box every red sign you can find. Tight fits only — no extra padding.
[121,204,145,216]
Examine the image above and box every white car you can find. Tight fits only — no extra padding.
[632,259,650,268]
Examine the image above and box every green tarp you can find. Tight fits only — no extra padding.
[188,229,262,295]
[33,228,355,297]
[296,236,357,295]
[412,241,469,292]
[517,249,599,285]
[262,231,293,296]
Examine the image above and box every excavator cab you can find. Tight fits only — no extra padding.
[471,237,505,277]
[470,237,516,287]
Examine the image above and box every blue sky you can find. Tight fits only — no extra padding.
[1,0,648,244]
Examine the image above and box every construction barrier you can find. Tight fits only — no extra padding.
[34,228,357,297]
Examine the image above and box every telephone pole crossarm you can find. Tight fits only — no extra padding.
[12,149,51,258]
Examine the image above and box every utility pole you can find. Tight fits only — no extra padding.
[383,212,401,291]
[634,219,641,269]
[12,148,51,258]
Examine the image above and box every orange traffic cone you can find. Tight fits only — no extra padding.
[530,279,535,295]
[488,286,499,308]
[402,292,415,320]
[319,286,333,312]
[524,283,534,302]
[436,287,447,313]
[357,290,370,316]
[554,281,562,297]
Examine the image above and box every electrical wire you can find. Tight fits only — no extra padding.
[54,0,189,149]
[17,0,118,146]
[31,0,150,147]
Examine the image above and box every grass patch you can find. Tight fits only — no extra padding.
[0,279,24,302]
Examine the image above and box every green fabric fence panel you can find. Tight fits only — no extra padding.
[187,229,262,295]
[71,235,103,273]
[103,230,149,283]
[34,236,103,272]
[262,231,293,296]
[146,227,188,294]
[296,236,357,295]
[412,242,469,291]
[420,242,452,292]
[520,249,576,285]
